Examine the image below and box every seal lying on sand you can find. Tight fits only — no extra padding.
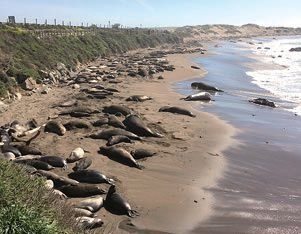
[44,121,66,136]
[126,95,152,102]
[58,184,106,198]
[131,149,157,160]
[76,196,104,213]
[183,92,212,101]
[68,169,114,184]
[76,217,104,229]
[90,129,141,140]
[73,208,95,218]
[59,107,100,117]
[103,105,131,116]
[67,148,85,163]
[72,157,92,171]
[39,156,67,168]
[106,135,133,146]
[16,145,42,155]
[64,120,91,130]
[123,115,163,138]
[191,82,223,92]
[105,185,139,217]
[35,170,79,187]
[99,146,143,169]
[159,106,196,117]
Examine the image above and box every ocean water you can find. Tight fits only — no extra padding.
[245,36,301,114]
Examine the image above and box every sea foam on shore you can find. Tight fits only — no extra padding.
[245,36,301,114]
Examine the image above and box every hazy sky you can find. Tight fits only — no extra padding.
[1,0,301,27]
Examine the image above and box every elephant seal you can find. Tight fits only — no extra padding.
[106,135,133,146]
[99,146,143,170]
[105,185,139,217]
[108,115,126,129]
[159,106,196,117]
[35,170,79,187]
[90,129,141,141]
[191,82,223,92]
[64,120,91,130]
[67,147,85,163]
[76,196,104,213]
[58,184,106,198]
[45,121,66,136]
[39,156,67,168]
[0,152,15,161]
[73,208,95,218]
[59,107,100,117]
[249,98,276,108]
[14,155,42,161]
[131,149,157,160]
[45,179,54,190]
[123,115,163,138]
[54,100,78,108]
[76,217,104,229]
[68,169,114,184]
[126,95,152,102]
[2,145,22,157]
[72,157,92,171]
[52,189,68,199]
[92,117,109,127]
[16,160,54,171]
[183,92,212,101]
[16,145,42,155]
[103,105,131,116]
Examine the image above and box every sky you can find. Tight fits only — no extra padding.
[1,0,301,28]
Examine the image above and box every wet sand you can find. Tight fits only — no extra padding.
[177,42,301,234]
[0,51,235,233]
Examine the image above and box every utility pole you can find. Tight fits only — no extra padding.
[35,18,38,25]
[108,21,111,28]
[54,19,56,26]
[45,19,47,25]
[62,20,64,26]
[24,18,26,25]
[69,21,71,27]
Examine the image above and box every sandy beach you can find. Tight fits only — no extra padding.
[0,50,235,233]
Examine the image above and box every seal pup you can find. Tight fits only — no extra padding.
[39,156,67,168]
[16,160,54,171]
[106,135,133,146]
[126,95,152,102]
[72,157,92,171]
[123,115,163,138]
[16,145,42,155]
[105,185,139,217]
[159,106,196,117]
[76,217,104,229]
[68,169,114,184]
[64,120,91,130]
[44,121,66,136]
[67,147,85,163]
[103,105,131,116]
[131,149,157,160]
[2,145,22,157]
[99,146,143,169]
[107,115,126,129]
[73,208,95,218]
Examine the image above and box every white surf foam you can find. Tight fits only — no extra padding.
[244,37,301,115]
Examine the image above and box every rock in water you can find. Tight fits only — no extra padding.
[249,98,276,108]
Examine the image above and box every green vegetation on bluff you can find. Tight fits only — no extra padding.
[0,160,78,234]
[0,24,181,94]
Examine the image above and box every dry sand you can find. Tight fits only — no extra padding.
[0,52,235,233]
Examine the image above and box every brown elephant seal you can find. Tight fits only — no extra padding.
[16,145,42,155]
[53,100,78,108]
[249,98,276,108]
[76,217,104,229]
[67,147,85,163]
[159,106,196,117]
[108,115,126,129]
[92,117,109,127]
[64,120,91,130]
[76,196,104,213]
[105,185,139,217]
[73,208,95,218]
[131,149,157,160]
[89,129,141,141]
[39,156,67,168]
[123,115,163,138]
[2,145,22,157]
[52,189,68,199]
[68,169,114,184]
[72,157,92,171]
[126,95,152,102]
[106,135,133,146]
[191,82,223,92]
[58,184,106,198]
[103,105,131,116]
[99,146,143,170]
[45,121,66,136]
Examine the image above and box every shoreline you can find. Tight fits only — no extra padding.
[0,49,236,234]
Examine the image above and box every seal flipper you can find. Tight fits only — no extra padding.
[127,209,139,218]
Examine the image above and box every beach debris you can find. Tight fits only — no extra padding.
[182,92,212,101]
[249,98,276,108]
[159,106,196,117]
[191,65,201,70]
[191,82,223,92]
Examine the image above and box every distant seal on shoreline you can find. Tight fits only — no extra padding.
[159,106,196,117]
[191,82,223,92]
[123,115,163,138]
[106,135,133,146]
[90,129,141,141]
[105,185,139,217]
[182,92,212,101]
[99,146,143,169]
[126,95,152,102]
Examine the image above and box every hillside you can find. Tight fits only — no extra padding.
[174,24,301,42]
[0,24,181,96]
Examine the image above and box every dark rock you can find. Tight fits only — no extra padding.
[289,47,301,52]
